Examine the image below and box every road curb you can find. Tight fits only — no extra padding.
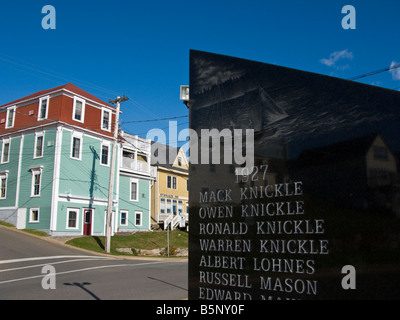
[0,224,188,262]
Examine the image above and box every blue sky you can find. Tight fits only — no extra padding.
[1,0,399,142]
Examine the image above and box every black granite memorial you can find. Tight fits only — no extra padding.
[188,50,400,300]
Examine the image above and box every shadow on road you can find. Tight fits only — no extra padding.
[64,282,101,300]
[147,276,188,292]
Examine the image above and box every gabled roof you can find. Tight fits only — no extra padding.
[0,83,115,109]
[297,133,383,166]
[151,141,188,173]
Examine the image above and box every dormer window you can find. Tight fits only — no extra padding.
[38,96,49,120]
[73,97,85,123]
[5,106,15,129]
[101,108,111,131]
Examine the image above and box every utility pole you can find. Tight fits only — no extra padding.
[105,95,129,253]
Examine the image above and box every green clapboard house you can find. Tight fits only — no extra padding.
[0,84,153,235]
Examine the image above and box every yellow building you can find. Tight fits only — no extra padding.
[150,142,189,229]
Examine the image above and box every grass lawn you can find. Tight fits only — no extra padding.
[66,229,188,256]
[0,221,48,237]
[0,221,14,228]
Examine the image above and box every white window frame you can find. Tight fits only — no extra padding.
[0,171,8,199]
[100,142,110,166]
[71,132,83,160]
[72,97,85,123]
[29,207,40,223]
[130,178,139,202]
[101,108,111,132]
[172,200,177,215]
[160,198,165,214]
[120,210,128,226]
[30,167,43,197]
[5,106,16,129]
[135,211,142,227]
[66,208,80,230]
[38,96,49,121]
[166,199,172,214]
[34,131,45,158]
[1,139,10,164]
[178,200,183,214]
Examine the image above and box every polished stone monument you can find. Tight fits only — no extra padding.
[188,50,400,300]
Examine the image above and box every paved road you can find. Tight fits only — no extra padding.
[0,226,188,300]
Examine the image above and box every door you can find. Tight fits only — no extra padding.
[83,209,92,235]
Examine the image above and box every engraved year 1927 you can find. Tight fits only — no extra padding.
[235,165,268,183]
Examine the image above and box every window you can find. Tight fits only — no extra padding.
[72,137,80,159]
[38,96,49,120]
[120,210,128,226]
[0,172,8,199]
[166,199,171,214]
[187,179,189,191]
[172,176,177,189]
[178,156,182,166]
[102,109,111,131]
[167,176,171,188]
[84,210,91,224]
[178,201,183,214]
[160,199,165,214]
[374,146,389,161]
[34,133,44,158]
[172,200,177,215]
[67,208,79,229]
[31,168,42,197]
[1,140,10,163]
[71,134,82,160]
[130,179,138,201]
[73,97,85,122]
[29,208,39,223]
[167,176,177,189]
[101,144,109,166]
[5,106,15,129]
[135,211,142,226]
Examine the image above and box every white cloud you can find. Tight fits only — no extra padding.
[320,49,353,69]
[390,61,400,80]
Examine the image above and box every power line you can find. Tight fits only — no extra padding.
[348,63,400,81]
[0,53,161,117]
[0,54,121,98]
[121,115,188,124]
[122,121,189,139]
